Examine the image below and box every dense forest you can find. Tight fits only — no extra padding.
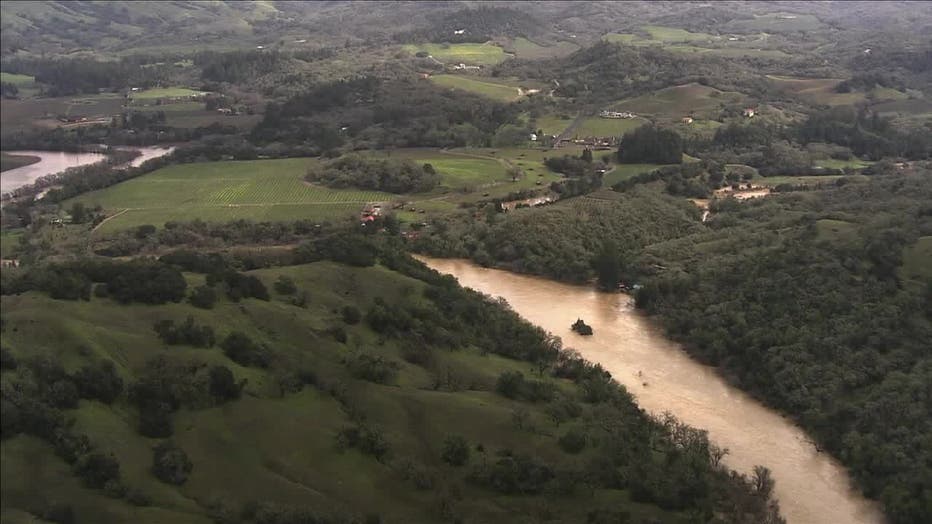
[307,155,442,193]
[634,175,932,524]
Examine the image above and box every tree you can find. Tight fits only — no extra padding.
[618,125,683,164]
[69,202,87,224]
[594,240,621,290]
[189,285,217,309]
[151,441,193,485]
[558,429,587,454]
[441,435,470,466]
[274,276,297,295]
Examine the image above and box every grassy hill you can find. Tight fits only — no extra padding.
[610,83,745,121]
[0,241,783,523]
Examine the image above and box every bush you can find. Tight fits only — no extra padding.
[337,425,391,461]
[153,316,216,347]
[49,380,80,409]
[341,305,362,324]
[274,275,297,295]
[557,429,587,454]
[73,452,121,489]
[208,365,241,402]
[138,403,174,438]
[189,285,217,309]
[73,360,123,404]
[152,441,193,485]
[441,435,470,466]
[345,353,399,384]
[220,332,271,368]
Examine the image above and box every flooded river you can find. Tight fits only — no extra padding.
[0,150,106,193]
[0,146,174,194]
[419,256,884,524]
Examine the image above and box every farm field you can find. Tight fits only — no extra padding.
[0,72,34,86]
[403,42,508,65]
[67,158,390,232]
[754,175,846,186]
[642,25,714,42]
[611,83,744,120]
[573,116,648,137]
[428,74,519,102]
[901,236,932,283]
[603,163,667,186]
[763,75,904,106]
[129,87,205,100]
[726,12,823,32]
[511,37,578,59]
[0,94,124,134]
[535,113,574,136]
[813,158,872,169]
[665,44,790,59]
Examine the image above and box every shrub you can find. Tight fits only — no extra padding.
[153,316,216,347]
[73,452,121,489]
[152,441,193,485]
[189,285,217,309]
[441,435,470,466]
[208,365,242,402]
[345,353,399,384]
[274,275,297,295]
[337,425,391,461]
[557,429,587,454]
[220,332,271,368]
[341,305,362,324]
[73,360,123,404]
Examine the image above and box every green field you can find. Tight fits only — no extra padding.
[1,94,124,134]
[68,158,389,232]
[603,163,667,186]
[755,175,845,186]
[535,113,574,136]
[0,72,35,86]
[129,87,205,100]
[813,158,872,169]
[642,25,714,42]
[611,83,745,120]
[726,12,823,33]
[603,33,639,44]
[573,116,648,137]
[404,42,508,66]
[428,74,519,102]
[665,44,790,59]
[511,37,578,59]
[901,236,932,282]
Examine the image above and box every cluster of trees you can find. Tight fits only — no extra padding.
[308,155,441,193]
[397,6,540,44]
[1,259,187,305]
[0,56,173,96]
[835,72,906,92]
[635,175,932,524]
[412,189,701,283]
[251,77,522,151]
[798,106,931,160]
[618,125,684,164]
[613,161,724,198]
[194,50,284,84]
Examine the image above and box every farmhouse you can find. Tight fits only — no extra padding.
[743,108,756,118]
[600,110,635,119]
[682,117,694,124]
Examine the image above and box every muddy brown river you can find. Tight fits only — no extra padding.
[419,256,885,524]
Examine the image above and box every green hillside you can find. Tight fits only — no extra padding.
[0,237,782,523]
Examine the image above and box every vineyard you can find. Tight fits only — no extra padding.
[69,158,389,232]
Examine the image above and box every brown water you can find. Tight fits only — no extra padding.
[0,146,175,194]
[0,150,106,193]
[418,256,885,524]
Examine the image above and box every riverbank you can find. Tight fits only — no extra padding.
[418,255,885,524]
[0,152,41,173]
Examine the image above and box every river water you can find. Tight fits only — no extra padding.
[418,256,884,524]
[0,146,174,194]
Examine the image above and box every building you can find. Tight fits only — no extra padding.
[529,133,538,141]
[682,117,694,124]
[599,110,635,119]
[743,108,756,118]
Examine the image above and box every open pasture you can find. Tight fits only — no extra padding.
[129,87,205,100]
[428,74,520,102]
[68,158,389,232]
[511,37,578,59]
[403,42,508,66]
[573,116,648,138]
[611,83,744,120]
[726,12,823,33]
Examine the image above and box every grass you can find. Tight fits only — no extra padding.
[573,116,648,138]
[511,37,578,59]
[642,25,713,42]
[766,75,867,106]
[726,12,823,33]
[403,42,508,66]
[815,219,857,244]
[603,33,639,44]
[1,94,125,135]
[664,44,789,59]
[128,87,206,99]
[603,163,667,186]
[535,113,575,136]
[754,175,845,186]
[0,260,681,523]
[813,158,872,170]
[611,83,745,120]
[0,72,35,86]
[0,229,24,258]
[428,74,519,102]
[901,236,932,282]
[67,158,389,232]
